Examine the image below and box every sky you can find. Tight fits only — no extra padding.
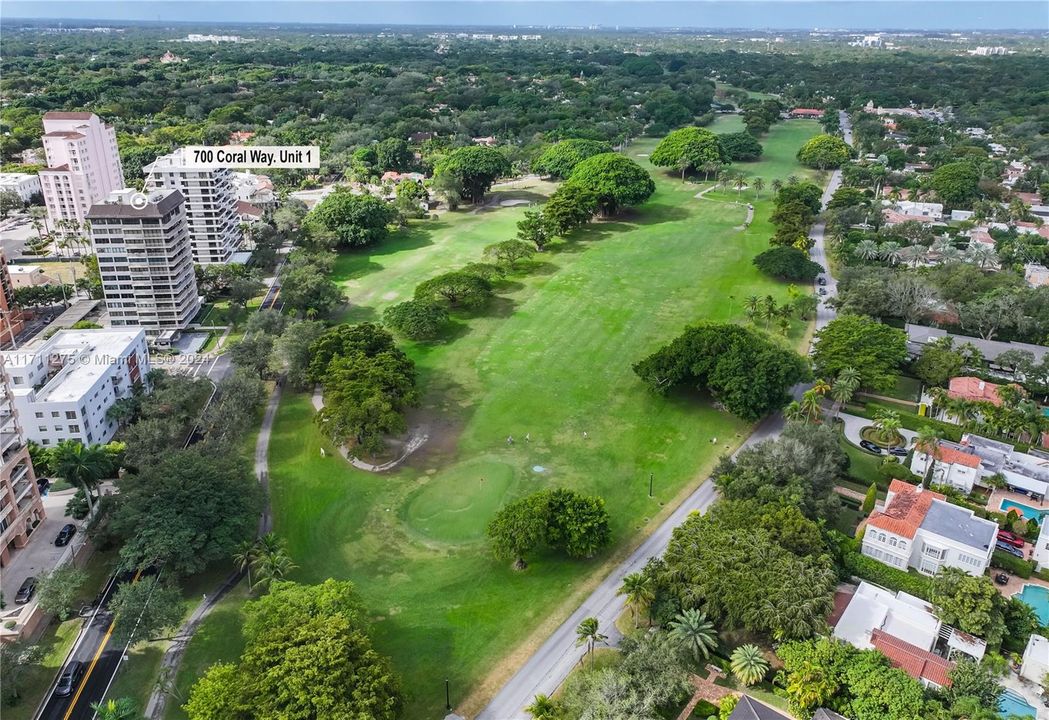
[2,0,1047,31]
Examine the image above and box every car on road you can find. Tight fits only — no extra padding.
[818,288,828,296]
[55,523,77,546]
[997,530,1025,548]
[995,540,1025,558]
[14,576,37,604]
[859,440,883,454]
[54,660,85,697]
[818,277,827,286]
[887,445,909,458]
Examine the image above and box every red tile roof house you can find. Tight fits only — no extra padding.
[789,108,825,118]
[909,441,982,494]
[861,479,997,576]
[871,629,955,688]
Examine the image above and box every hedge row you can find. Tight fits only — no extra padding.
[991,550,1036,578]
[830,531,935,601]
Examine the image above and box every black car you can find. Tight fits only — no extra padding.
[995,541,1025,558]
[54,661,85,698]
[14,576,37,604]
[859,440,883,454]
[888,445,909,458]
[818,277,827,286]
[55,523,77,547]
[818,288,828,296]
[994,572,1010,585]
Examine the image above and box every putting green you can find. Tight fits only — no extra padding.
[403,457,518,543]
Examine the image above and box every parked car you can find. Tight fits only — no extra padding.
[997,530,1025,548]
[14,576,37,604]
[54,661,85,697]
[859,440,883,454]
[818,288,828,296]
[995,540,1025,558]
[994,572,1010,585]
[888,445,909,458]
[818,277,827,286]
[55,523,76,546]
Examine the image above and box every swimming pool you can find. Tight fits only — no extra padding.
[1015,584,1049,626]
[1000,499,1048,525]
[999,689,1037,719]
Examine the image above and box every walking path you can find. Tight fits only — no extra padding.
[309,386,428,472]
[144,380,283,720]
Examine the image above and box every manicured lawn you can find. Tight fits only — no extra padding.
[194,118,822,718]
[841,436,886,488]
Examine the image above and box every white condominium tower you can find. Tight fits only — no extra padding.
[87,189,201,338]
[38,112,124,226]
[144,149,242,264]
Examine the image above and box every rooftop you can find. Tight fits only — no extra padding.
[833,581,941,652]
[867,480,944,539]
[727,696,792,720]
[43,131,85,140]
[906,323,1049,366]
[919,499,997,552]
[86,188,184,220]
[931,442,982,469]
[42,111,95,120]
[948,376,1011,406]
[870,629,955,687]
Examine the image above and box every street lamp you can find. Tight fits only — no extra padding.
[445,678,451,711]
[648,473,654,498]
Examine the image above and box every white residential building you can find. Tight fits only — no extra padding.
[0,328,149,447]
[0,173,42,203]
[1033,522,1049,572]
[833,581,984,689]
[895,200,944,220]
[38,112,124,226]
[1020,634,1049,685]
[144,149,242,264]
[862,480,997,576]
[910,442,982,494]
[87,189,200,338]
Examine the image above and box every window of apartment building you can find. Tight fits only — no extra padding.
[51,411,59,418]
[68,425,80,433]
[54,425,62,432]
[65,411,77,420]
[41,439,49,445]
[38,426,46,432]
[34,412,43,419]
[11,376,23,384]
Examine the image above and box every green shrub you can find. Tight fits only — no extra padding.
[991,551,1035,578]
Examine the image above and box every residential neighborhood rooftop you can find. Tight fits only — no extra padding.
[870,629,955,687]
[867,480,944,539]
[919,499,996,552]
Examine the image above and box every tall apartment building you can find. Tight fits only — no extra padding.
[1,328,150,447]
[0,363,44,567]
[38,112,124,226]
[0,251,25,349]
[145,149,242,264]
[87,189,201,338]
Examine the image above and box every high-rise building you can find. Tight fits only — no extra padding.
[0,363,44,567]
[38,112,124,226]
[87,189,201,339]
[145,149,242,264]
[0,251,25,349]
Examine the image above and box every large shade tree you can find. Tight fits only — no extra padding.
[433,146,511,204]
[649,126,728,179]
[564,153,655,216]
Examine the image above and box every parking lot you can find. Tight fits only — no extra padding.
[1,488,85,606]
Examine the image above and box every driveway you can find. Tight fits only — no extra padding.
[0,489,82,604]
[838,411,916,449]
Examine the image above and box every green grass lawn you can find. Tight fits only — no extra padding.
[176,118,822,718]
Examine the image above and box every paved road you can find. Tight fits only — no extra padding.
[476,113,856,720]
[36,571,139,720]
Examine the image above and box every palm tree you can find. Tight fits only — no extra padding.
[786,174,799,186]
[574,617,607,667]
[837,366,861,390]
[800,389,823,422]
[730,644,769,686]
[232,538,258,588]
[668,608,717,664]
[617,572,654,629]
[873,409,902,444]
[854,239,880,262]
[898,245,927,268]
[744,295,760,321]
[89,698,138,720]
[777,316,791,336]
[250,533,297,590]
[879,241,902,266]
[966,242,997,269]
[770,178,783,196]
[734,175,747,198]
[759,295,777,330]
[525,694,559,720]
[812,378,831,396]
[912,426,942,478]
[751,177,765,198]
[53,441,113,517]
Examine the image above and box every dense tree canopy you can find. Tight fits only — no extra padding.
[184,580,401,720]
[564,153,655,216]
[649,126,727,178]
[753,246,824,281]
[532,139,612,179]
[634,322,811,420]
[718,131,764,161]
[930,161,982,207]
[487,488,611,569]
[433,146,511,204]
[796,133,852,169]
[307,191,397,248]
[811,315,908,392]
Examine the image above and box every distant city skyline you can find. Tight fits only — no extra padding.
[3,1,1047,31]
